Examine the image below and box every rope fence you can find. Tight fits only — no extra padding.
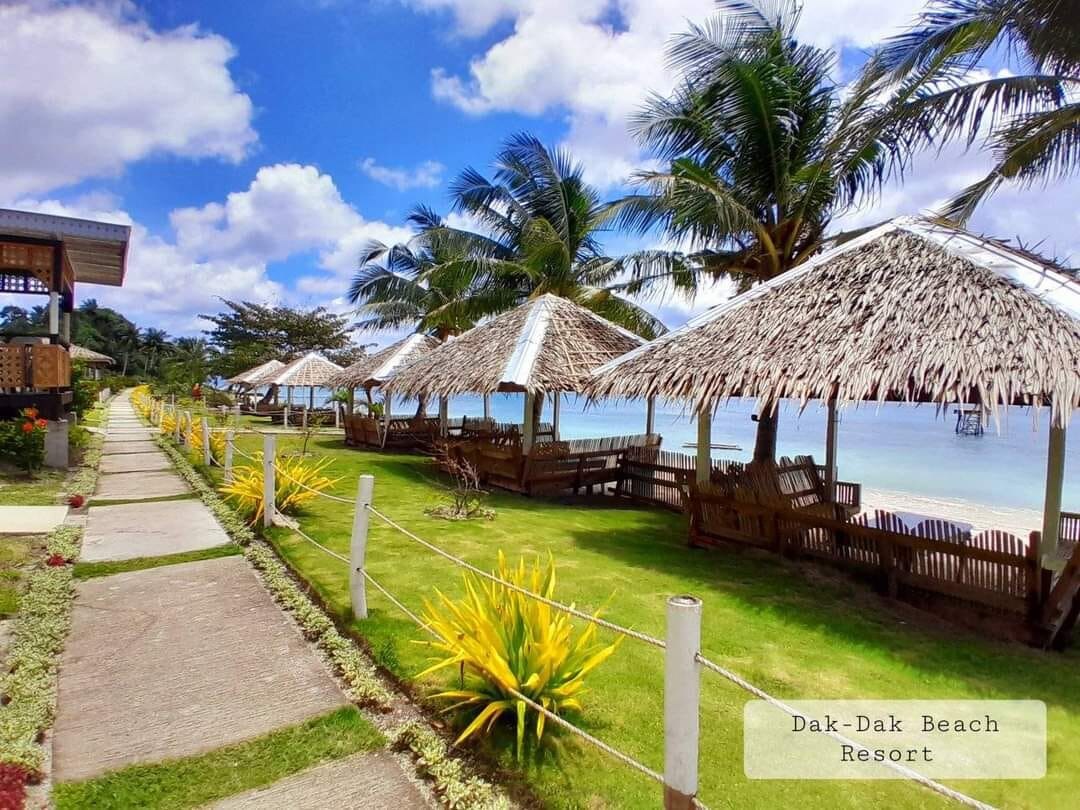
[168,412,996,810]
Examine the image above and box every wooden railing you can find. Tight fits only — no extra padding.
[0,344,71,389]
[686,488,1049,626]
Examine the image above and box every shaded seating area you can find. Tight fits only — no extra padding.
[332,334,444,450]
[386,294,658,496]
[591,218,1080,647]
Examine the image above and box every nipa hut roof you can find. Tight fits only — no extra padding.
[589,217,1080,426]
[386,294,647,398]
[69,345,114,366]
[265,352,343,388]
[227,358,284,386]
[328,334,442,390]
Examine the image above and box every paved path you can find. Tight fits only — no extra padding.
[54,392,426,806]
[0,505,68,534]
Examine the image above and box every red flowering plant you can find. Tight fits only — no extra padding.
[0,408,47,473]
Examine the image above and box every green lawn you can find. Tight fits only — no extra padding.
[0,468,68,506]
[207,433,1080,809]
[0,536,39,617]
[53,707,384,810]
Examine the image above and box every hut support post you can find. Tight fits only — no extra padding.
[439,395,449,438]
[552,393,561,441]
[824,400,839,502]
[381,394,391,449]
[483,394,491,421]
[309,386,314,409]
[523,393,537,453]
[696,409,711,485]
[1041,421,1067,560]
[646,396,656,435]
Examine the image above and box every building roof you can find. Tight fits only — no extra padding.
[226,358,285,386]
[265,352,343,388]
[589,217,1080,426]
[0,208,130,287]
[329,334,441,390]
[386,294,647,397]
[69,345,114,365]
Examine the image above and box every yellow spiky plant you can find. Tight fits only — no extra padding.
[418,552,620,760]
[218,454,341,524]
[187,419,227,464]
[130,385,153,419]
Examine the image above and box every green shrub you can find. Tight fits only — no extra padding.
[0,410,47,473]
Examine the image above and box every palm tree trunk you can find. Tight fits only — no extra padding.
[752,407,779,463]
[121,352,129,376]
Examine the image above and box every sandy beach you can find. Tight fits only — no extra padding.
[863,487,1043,542]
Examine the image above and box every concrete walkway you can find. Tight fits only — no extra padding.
[0,505,68,535]
[54,392,427,805]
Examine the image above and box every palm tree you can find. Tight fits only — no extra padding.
[139,328,171,377]
[878,0,1079,221]
[165,337,214,387]
[613,0,908,460]
[348,206,518,341]
[115,324,140,377]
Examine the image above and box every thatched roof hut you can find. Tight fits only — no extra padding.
[69,345,114,367]
[227,358,284,387]
[591,217,1080,426]
[386,294,646,399]
[329,334,441,391]
[268,352,343,388]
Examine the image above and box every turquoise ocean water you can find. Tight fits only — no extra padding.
[300,389,1076,512]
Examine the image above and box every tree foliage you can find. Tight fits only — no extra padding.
[200,300,364,377]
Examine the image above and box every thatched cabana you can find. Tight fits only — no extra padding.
[387,294,648,449]
[226,358,284,389]
[329,334,441,417]
[591,217,1080,558]
[69,345,113,379]
[265,352,343,411]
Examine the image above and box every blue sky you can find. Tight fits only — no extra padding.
[2,0,1076,346]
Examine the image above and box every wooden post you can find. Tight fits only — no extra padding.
[184,410,193,447]
[381,394,391,449]
[350,474,375,620]
[483,393,491,421]
[824,399,839,502]
[439,395,449,438]
[262,433,276,530]
[646,395,656,436]
[696,409,711,485]
[1041,420,1067,560]
[522,392,536,453]
[552,393,561,441]
[283,404,290,429]
[47,291,60,338]
[302,406,308,431]
[173,405,181,443]
[334,403,340,429]
[224,429,235,484]
[201,416,211,466]
[664,596,701,810]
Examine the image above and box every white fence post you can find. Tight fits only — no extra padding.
[201,416,212,466]
[664,595,701,810]
[173,405,181,442]
[184,410,193,447]
[334,403,340,430]
[224,429,235,484]
[302,406,308,431]
[283,404,290,429]
[262,433,276,530]
[350,474,375,620]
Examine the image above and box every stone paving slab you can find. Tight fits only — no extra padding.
[94,470,191,502]
[207,752,430,810]
[102,440,160,455]
[101,433,158,443]
[81,499,227,561]
[106,428,155,436]
[0,506,68,535]
[53,557,348,782]
[100,452,173,475]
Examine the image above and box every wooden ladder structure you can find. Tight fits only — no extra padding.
[1041,546,1080,649]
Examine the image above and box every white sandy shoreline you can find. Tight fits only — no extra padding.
[862,487,1043,542]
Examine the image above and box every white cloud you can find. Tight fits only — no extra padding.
[0,1,256,198]
[413,0,929,189]
[359,157,445,190]
[6,164,416,335]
